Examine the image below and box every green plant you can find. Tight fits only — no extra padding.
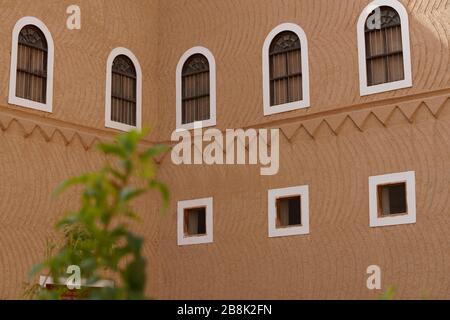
[27,129,169,300]
[379,286,396,300]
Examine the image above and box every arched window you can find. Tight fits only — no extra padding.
[176,47,216,130]
[357,0,412,95]
[9,17,54,112]
[105,48,142,131]
[365,7,404,86]
[182,54,210,125]
[17,25,48,103]
[111,55,137,126]
[269,31,302,107]
[263,23,310,116]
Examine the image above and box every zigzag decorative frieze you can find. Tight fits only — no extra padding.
[278,95,450,142]
[0,111,171,164]
[0,113,104,151]
[0,94,449,164]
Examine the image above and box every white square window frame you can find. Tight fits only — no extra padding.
[177,197,213,246]
[268,185,310,238]
[368,171,416,227]
[357,0,413,96]
[8,17,54,113]
[262,23,311,116]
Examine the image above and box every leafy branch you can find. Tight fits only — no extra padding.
[27,129,169,300]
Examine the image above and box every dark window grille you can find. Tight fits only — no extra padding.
[16,25,48,103]
[269,31,302,107]
[365,6,405,86]
[181,54,210,124]
[111,55,137,126]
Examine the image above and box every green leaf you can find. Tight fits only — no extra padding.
[117,130,142,154]
[140,144,170,160]
[55,214,79,229]
[119,187,146,202]
[379,287,396,300]
[109,168,126,182]
[28,262,46,278]
[97,143,127,158]
[124,210,140,221]
[126,233,143,253]
[120,159,133,175]
[54,174,91,195]
[122,256,146,293]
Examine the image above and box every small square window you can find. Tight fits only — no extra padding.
[276,196,302,227]
[178,197,213,246]
[377,183,407,216]
[268,185,309,238]
[369,171,416,227]
[184,207,207,236]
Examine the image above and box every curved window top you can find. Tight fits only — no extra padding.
[182,54,209,76]
[269,31,301,55]
[19,25,48,50]
[357,0,412,96]
[364,6,401,32]
[112,55,136,77]
[262,23,310,116]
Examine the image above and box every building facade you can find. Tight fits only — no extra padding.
[0,0,449,299]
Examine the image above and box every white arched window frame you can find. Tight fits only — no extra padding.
[357,0,412,96]
[176,46,216,131]
[262,23,310,116]
[105,47,142,132]
[9,16,54,113]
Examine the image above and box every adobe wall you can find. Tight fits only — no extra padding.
[0,0,448,299]
[155,0,450,299]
